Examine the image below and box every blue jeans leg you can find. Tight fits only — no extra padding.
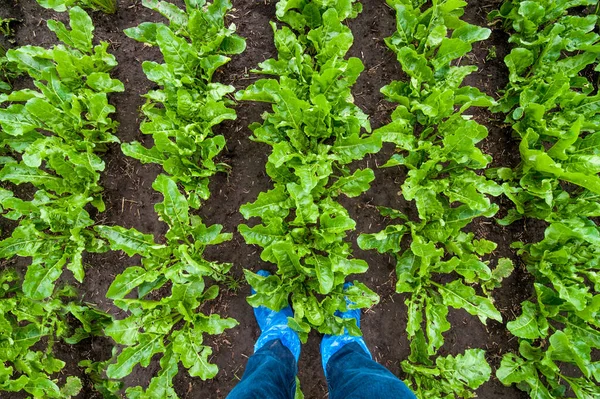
[326,342,417,399]
[227,339,297,399]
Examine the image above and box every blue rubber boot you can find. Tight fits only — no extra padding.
[321,282,371,375]
[251,270,301,361]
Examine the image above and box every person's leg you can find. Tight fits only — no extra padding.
[321,282,416,399]
[227,270,301,399]
[227,339,297,399]
[325,342,416,399]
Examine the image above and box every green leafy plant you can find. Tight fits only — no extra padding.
[79,356,122,398]
[490,1,600,397]
[402,349,492,399]
[0,7,123,299]
[0,269,112,398]
[357,0,510,396]
[497,223,600,398]
[122,0,245,208]
[489,0,600,225]
[37,0,117,14]
[94,1,246,396]
[96,176,237,397]
[236,0,380,341]
[0,10,121,395]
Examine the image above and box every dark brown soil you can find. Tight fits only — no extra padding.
[0,0,540,398]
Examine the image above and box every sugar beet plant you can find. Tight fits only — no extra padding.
[0,7,123,300]
[94,0,246,396]
[122,0,245,208]
[37,0,118,14]
[490,1,600,397]
[236,0,381,341]
[0,269,113,398]
[0,8,122,397]
[358,1,513,397]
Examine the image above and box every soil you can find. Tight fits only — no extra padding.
[0,0,544,398]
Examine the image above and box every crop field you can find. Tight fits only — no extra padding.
[0,0,598,398]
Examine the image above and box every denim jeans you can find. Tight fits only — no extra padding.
[227,339,417,399]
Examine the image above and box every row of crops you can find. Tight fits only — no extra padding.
[0,0,598,398]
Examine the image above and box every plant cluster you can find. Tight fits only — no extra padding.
[94,0,246,396]
[236,0,380,341]
[0,6,122,300]
[122,0,245,207]
[0,269,112,398]
[37,0,117,14]
[0,7,123,398]
[1,0,598,398]
[490,1,600,397]
[357,0,514,396]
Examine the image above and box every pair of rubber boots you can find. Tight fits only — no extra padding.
[251,270,371,376]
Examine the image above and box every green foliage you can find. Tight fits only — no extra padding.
[37,0,117,14]
[489,0,600,225]
[97,191,237,393]
[402,349,492,399]
[0,269,112,398]
[95,1,245,396]
[79,357,123,398]
[357,0,508,396]
[123,0,245,208]
[0,7,122,299]
[236,0,380,341]
[491,2,600,397]
[2,2,595,398]
[0,8,121,397]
